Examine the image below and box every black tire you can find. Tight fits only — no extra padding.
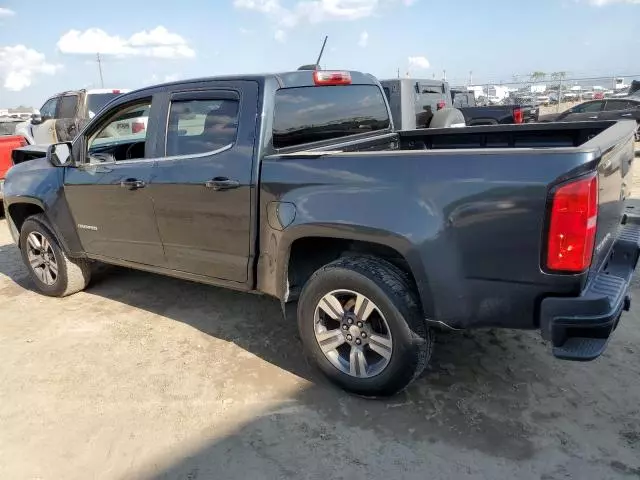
[297,256,433,397]
[19,214,91,297]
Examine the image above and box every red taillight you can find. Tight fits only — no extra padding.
[546,174,598,272]
[313,71,352,86]
[132,121,145,134]
[112,89,121,94]
[437,100,446,111]
[513,107,524,124]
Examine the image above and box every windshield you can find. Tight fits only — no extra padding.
[87,93,121,117]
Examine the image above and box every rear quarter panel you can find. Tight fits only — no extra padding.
[258,148,599,329]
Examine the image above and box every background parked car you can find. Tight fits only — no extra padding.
[539,98,640,138]
[14,88,131,145]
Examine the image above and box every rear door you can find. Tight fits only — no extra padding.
[32,97,59,144]
[149,81,259,283]
[599,100,639,122]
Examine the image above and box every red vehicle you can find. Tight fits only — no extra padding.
[0,135,27,214]
[594,92,605,100]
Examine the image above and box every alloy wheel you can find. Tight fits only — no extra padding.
[313,289,393,378]
[26,232,58,286]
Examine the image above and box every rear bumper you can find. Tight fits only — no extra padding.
[540,220,640,361]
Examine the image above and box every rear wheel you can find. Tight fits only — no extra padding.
[19,215,91,297]
[297,256,432,397]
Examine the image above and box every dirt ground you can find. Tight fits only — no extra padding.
[2,162,640,479]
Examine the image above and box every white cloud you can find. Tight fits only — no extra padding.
[234,0,412,30]
[274,29,287,42]
[358,30,369,47]
[408,55,430,69]
[0,45,62,91]
[57,26,195,59]
[0,7,15,16]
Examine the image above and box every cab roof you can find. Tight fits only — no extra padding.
[132,70,380,95]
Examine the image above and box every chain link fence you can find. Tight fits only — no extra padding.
[449,73,639,116]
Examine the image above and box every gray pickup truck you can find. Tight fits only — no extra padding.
[4,69,639,396]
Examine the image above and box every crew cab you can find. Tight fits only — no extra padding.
[3,70,639,397]
[14,88,134,145]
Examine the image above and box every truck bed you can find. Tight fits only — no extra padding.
[267,120,636,332]
[396,120,625,150]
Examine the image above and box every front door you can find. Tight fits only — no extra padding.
[32,96,59,144]
[149,82,258,283]
[64,96,166,266]
[559,100,604,122]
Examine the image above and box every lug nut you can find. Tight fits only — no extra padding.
[346,334,353,341]
[347,318,354,325]
[342,324,349,330]
[357,321,363,328]
[361,332,367,338]
[355,338,362,345]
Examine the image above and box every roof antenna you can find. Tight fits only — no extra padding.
[298,35,328,71]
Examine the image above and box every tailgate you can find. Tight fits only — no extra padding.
[590,124,637,273]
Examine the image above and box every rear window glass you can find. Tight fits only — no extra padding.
[273,85,390,149]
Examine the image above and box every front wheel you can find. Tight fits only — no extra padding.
[19,215,91,297]
[297,256,433,397]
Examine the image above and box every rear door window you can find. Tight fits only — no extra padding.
[273,85,390,149]
[166,98,239,156]
[58,95,79,118]
[603,100,633,111]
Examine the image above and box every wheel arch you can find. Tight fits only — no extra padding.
[6,198,46,244]
[272,226,435,321]
[6,199,79,256]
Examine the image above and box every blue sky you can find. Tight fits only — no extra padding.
[0,0,637,107]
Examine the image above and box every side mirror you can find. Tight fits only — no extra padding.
[47,142,73,167]
[31,111,43,125]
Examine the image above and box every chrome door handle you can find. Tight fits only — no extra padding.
[205,177,240,191]
[588,116,598,119]
[120,179,146,189]
[621,113,632,117]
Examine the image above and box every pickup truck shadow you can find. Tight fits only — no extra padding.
[2,245,636,478]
